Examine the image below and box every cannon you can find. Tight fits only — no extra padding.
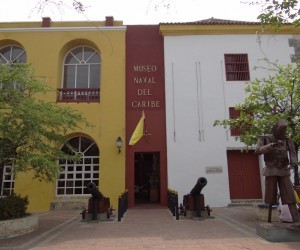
[87,182,104,199]
[190,177,207,197]
[182,177,211,218]
[84,182,111,221]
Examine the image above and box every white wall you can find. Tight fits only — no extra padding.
[164,33,294,207]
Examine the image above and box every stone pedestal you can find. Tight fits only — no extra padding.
[50,197,89,210]
[256,222,300,242]
[256,204,280,222]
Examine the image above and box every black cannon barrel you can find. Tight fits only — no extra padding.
[190,177,207,196]
[87,182,104,199]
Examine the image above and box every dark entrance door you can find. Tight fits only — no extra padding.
[134,152,160,204]
[227,150,262,199]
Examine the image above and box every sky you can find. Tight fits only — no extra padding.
[0,0,263,24]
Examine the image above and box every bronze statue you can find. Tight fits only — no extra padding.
[255,119,300,228]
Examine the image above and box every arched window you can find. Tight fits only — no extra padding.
[0,45,24,195]
[57,136,99,196]
[58,46,100,103]
[0,45,26,64]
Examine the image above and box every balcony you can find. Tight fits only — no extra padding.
[57,88,100,103]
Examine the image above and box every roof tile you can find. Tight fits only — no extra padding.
[161,17,260,25]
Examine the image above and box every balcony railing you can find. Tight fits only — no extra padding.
[57,88,100,103]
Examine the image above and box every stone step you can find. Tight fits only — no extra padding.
[50,200,87,210]
[229,199,263,207]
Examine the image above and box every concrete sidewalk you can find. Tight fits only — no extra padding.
[0,205,299,249]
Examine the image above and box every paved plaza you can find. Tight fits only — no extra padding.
[0,205,299,249]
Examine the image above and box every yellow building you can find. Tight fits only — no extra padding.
[0,17,126,212]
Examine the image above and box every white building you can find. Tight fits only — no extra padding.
[160,18,299,207]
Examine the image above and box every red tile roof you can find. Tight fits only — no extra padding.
[161,17,260,25]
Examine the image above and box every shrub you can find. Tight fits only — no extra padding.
[0,193,29,220]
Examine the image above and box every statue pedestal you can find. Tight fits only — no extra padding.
[256,222,300,242]
[256,204,280,222]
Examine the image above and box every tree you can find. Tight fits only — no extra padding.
[33,0,86,15]
[214,62,300,185]
[0,63,88,182]
[257,0,300,28]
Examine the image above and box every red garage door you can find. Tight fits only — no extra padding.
[227,150,262,199]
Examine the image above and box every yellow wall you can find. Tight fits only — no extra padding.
[0,20,126,212]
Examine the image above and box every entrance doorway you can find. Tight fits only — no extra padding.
[134,152,160,204]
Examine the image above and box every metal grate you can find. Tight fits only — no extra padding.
[229,107,241,136]
[57,159,99,195]
[224,54,250,81]
[56,136,99,196]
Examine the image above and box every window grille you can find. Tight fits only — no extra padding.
[0,162,14,197]
[229,107,242,136]
[224,54,250,81]
[229,107,252,136]
[56,136,99,196]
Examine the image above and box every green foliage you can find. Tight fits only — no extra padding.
[214,61,300,184]
[33,0,86,16]
[0,193,29,220]
[257,0,300,28]
[0,63,88,181]
[215,62,300,146]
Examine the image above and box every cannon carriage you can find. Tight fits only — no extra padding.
[181,177,212,218]
[81,182,112,221]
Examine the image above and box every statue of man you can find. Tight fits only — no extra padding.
[255,118,300,228]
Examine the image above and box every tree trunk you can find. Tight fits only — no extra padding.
[294,145,299,186]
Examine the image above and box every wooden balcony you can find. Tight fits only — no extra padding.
[57,88,100,103]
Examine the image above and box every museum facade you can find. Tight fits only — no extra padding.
[0,17,299,211]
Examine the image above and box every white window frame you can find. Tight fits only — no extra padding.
[62,46,101,89]
[0,163,14,197]
[56,136,99,196]
[0,45,26,64]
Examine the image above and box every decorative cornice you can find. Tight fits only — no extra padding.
[0,26,127,32]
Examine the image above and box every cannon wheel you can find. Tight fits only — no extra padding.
[205,205,212,216]
[183,206,187,217]
[80,209,86,220]
[106,207,110,219]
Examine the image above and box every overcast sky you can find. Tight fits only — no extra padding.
[0,0,262,24]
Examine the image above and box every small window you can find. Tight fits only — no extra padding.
[229,107,241,136]
[0,163,15,197]
[224,54,250,81]
[229,107,252,136]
